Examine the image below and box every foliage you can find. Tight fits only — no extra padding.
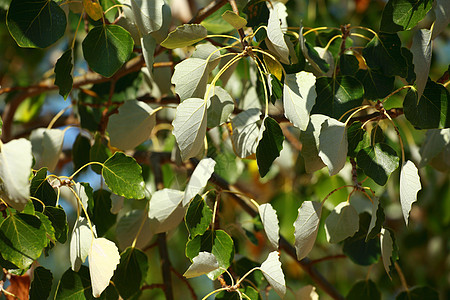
[0,0,449,299]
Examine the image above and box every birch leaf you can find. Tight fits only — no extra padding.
[400,160,421,225]
[130,0,164,34]
[221,11,247,29]
[30,128,64,172]
[231,108,261,158]
[172,98,207,160]
[70,216,95,272]
[325,202,359,243]
[89,237,120,297]
[260,251,286,299]
[0,138,32,211]
[294,201,322,260]
[206,85,234,128]
[184,252,219,278]
[148,188,185,233]
[411,29,432,100]
[380,228,394,278]
[318,117,348,176]
[183,158,216,206]
[172,58,210,101]
[107,100,156,150]
[258,203,280,249]
[299,114,327,173]
[283,71,316,131]
[432,0,450,39]
[141,33,156,74]
[161,24,208,49]
[266,5,290,64]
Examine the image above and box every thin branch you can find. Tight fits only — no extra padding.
[170,266,197,300]
[188,0,228,24]
[310,254,347,265]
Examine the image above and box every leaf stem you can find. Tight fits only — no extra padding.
[68,185,96,239]
[343,105,372,125]
[201,287,229,300]
[382,110,405,164]
[394,262,409,292]
[207,34,241,42]
[131,202,150,249]
[303,27,338,36]
[321,185,353,205]
[30,196,46,210]
[350,33,372,42]
[349,26,378,38]
[381,85,413,104]
[69,161,104,180]
[324,35,342,53]
[219,267,235,287]
[47,104,73,130]
[251,48,287,78]
[235,267,260,286]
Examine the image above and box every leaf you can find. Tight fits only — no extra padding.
[231,108,261,158]
[400,160,421,225]
[294,201,322,260]
[114,247,148,299]
[266,5,290,64]
[283,71,317,131]
[339,54,359,76]
[44,206,68,243]
[184,252,219,278]
[347,122,366,158]
[312,76,364,119]
[296,285,319,300]
[362,33,407,77]
[396,286,439,300]
[403,80,450,129]
[172,98,207,160]
[356,143,400,186]
[30,128,64,172]
[89,238,120,297]
[82,25,134,78]
[30,168,57,211]
[116,210,153,250]
[356,69,395,100]
[0,213,47,269]
[142,33,157,75]
[83,0,103,21]
[90,133,111,174]
[222,11,247,29]
[185,195,213,238]
[55,49,73,99]
[73,134,91,173]
[92,190,116,236]
[130,0,164,35]
[318,117,348,176]
[185,229,234,280]
[184,158,216,206]
[419,129,450,167]
[256,117,284,177]
[380,228,394,278]
[107,100,156,150]
[380,0,433,33]
[411,29,432,99]
[73,182,92,211]
[55,266,93,299]
[0,138,32,211]
[299,114,327,173]
[70,216,94,272]
[325,202,359,243]
[161,24,208,49]
[432,0,450,39]
[148,188,184,233]
[346,280,381,300]
[102,152,146,199]
[30,266,53,300]
[243,0,270,28]
[171,58,211,101]
[366,198,385,241]
[259,251,286,299]
[206,86,234,128]
[258,203,280,249]
[6,0,67,48]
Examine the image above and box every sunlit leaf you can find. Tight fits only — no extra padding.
[30,128,64,172]
[221,11,247,29]
[206,85,234,128]
[184,252,219,278]
[141,33,157,74]
[259,251,286,299]
[299,114,327,173]
[400,160,421,225]
[184,158,216,206]
[432,0,450,39]
[380,0,433,33]
[258,203,279,249]
[266,4,290,64]
[148,188,184,233]
[294,201,322,260]
[89,237,120,297]
[161,24,207,49]
[325,202,359,243]
[171,58,211,101]
[231,108,261,158]
[70,216,95,272]
[366,198,385,241]
[296,285,319,300]
[380,228,394,278]
[83,0,103,21]
[318,117,348,176]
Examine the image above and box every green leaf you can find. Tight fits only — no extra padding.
[55,266,93,299]
[356,143,400,186]
[184,251,219,278]
[30,128,64,172]
[73,134,91,173]
[30,168,57,211]
[160,24,207,49]
[82,25,134,78]
[107,100,156,150]
[231,108,261,158]
[402,47,417,84]
[0,139,33,211]
[35,211,56,245]
[270,74,283,104]
[172,98,207,160]
[347,122,366,158]
[90,133,112,174]
[283,71,317,131]
[222,10,247,29]
[30,266,53,300]
[0,213,47,269]
[294,201,322,260]
[102,152,146,199]
[362,33,407,77]
[6,0,66,48]
[339,54,359,76]
[185,229,234,280]
[185,195,213,238]
[14,94,45,123]
[312,76,364,119]
[380,228,395,277]
[403,80,450,129]
[343,213,381,265]
[130,0,164,35]
[142,33,157,74]
[114,247,148,299]
[206,86,234,128]
[396,286,439,300]
[243,0,269,28]
[346,280,381,300]
[44,206,68,243]
[325,202,359,243]
[55,49,73,100]
[380,0,433,33]
[318,117,348,176]
[366,198,385,241]
[256,117,285,178]
[92,190,116,236]
[400,161,421,225]
[356,69,395,100]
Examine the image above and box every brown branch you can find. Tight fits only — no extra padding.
[141,283,165,291]
[170,267,197,300]
[188,0,228,24]
[310,254,347,265]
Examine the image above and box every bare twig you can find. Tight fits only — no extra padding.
[170,266,197,300]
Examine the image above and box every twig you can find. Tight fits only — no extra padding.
[141,283,165,291]
[170,266,197,300]
[310,254,347,265]
[188,0,228,24]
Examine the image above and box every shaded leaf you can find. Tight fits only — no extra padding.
[260,251,286,299]
[148,188,184,233]
[256,117,285,177]
[318,117,348,176]
[380,228,394,278]
[294,201,322,260]
[184,252,219,278]
[30,266,53,300]
[130,0,164,35]
[30,128,64,172]
[44,206,68,243]
[419,128,450,167]
[114,247,148,299]
[339,54,359,76]
[116,210,153,250]
[396,286,439,300]
[366,198,385,241]
[54,49,73,99]
[92,190,116,236]
[258,203,279,249]
[161,24,207,49]
[30,168,57,211]
[411,29,432,99]
[347,122,366,158]
[185,195,213,238]
[296,285,319,300]
[243,0,269,28]
[400,160,421,225]
[206,86,234,128]
[222,11,247,29]
[54,266,93,299]
[356,69,395,100]
[346,279,381,300]
[231,108,261,158]
[142,33,156,74]
[325,202,359,243]
[73,134,91,173]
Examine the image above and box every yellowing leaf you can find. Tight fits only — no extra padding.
[89,238,120,297]
[221,11,247,30]
[83,0,103,21]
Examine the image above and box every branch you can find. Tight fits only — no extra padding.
[188,0,228,24]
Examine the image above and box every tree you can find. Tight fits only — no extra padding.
[0,0,449,299]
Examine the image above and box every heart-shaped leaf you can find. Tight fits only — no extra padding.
[260,251,286,299]
[184,252,219,278]
[89,237,120,297]
[294,201,322,260]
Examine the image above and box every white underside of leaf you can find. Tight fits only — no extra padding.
[283,72,316,131]
[299,114,327,173]
[172,58,209,101]
[432,0,450,39]
[266,4,290,64]
[89,237,120,297]
[231,108,261,158]
[70,216,95,272]
[318,117,348,176]
[366,197,380,241]
[183,158,216,207]
[130,0,164,35]
[0,138,32,211]
[116,210,153,250]
[172,98,207,160]
[142,33,157,74]
[183,252,219,278]
[294,201,322,260]
[295,285,319,300]
[149,188,185,233]
[30,128,64,172]
[411,29,432,100]
[380,228,394,279]
[110,194,124,214]
[258,203,280,249]
[325,202,359,243]
[260,251,286,299]
[400,160,421,225]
